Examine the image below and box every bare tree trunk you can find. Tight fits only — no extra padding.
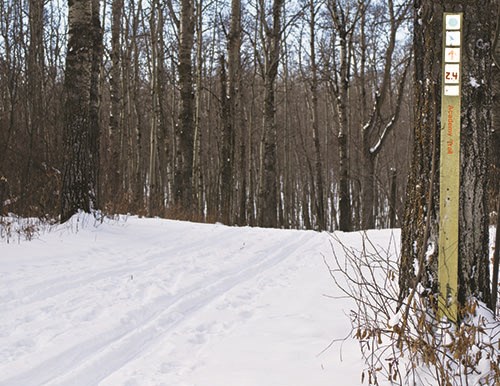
[192,0,204,219]
[309,0,326,230]
[221,0,243,226]
[258,0,284,228]
[0,177,9,215]
[61,0,102,221]
[25,0,45,208]
[458,1,492,306]
[337,128,350,231]
[400,0,492,310]
[399,0,440,301]
[490,0,500,312]
[282,23,292,229]
[248,45,258,226]
[327,0,360,232]
[219,54,233,224]
[174,0,195,215]
[121,0,133,201]
[109,0,124,204]
[156,4,169,214]
[389,167,397,228]
[491,0,500,194]
[360,150,376,228]
[89,0,103,208]
[132,0,144,211]
[148,0,160,215]
[226,0,245,226]
[491,197,500,311]
[337,26,352,231]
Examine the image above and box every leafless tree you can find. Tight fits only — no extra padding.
[60,0,103,221]
[359,0,411,230]
[256,0,284,228]
[174,0,196,215]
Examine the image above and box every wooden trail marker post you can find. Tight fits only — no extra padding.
[438,12,462,322]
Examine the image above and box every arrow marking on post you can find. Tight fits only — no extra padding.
[445,48,460,63]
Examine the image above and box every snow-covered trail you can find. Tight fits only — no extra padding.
[1,216,393,385]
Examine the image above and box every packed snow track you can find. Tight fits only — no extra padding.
[1,215,386,385]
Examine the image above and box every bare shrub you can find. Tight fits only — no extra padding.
[326,232,500,386]
[0,215,46,243]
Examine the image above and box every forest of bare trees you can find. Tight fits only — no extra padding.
[0,0,495,233]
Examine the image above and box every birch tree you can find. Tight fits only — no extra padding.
[325,0,363,231]
[61,0,103,221]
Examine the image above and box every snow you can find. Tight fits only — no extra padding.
[469,77,481,88]
[0,215,395,386]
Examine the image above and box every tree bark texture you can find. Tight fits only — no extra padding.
[400,0,492,308]
[25,0,45,200]
[389,167,398,228]
[226,0,246,226]
[219,54,233,225]
[327,0,357,232]
[491,2,499,207]
[337,32,352,232]
[61,0,102,222]
[89,0,103,208]
[148,0,161,215]
[192,0,204,218]
[174,0,195,214]
[309,0,326,231]
[258,0,284,228]
[132,0,145,210]
[458,0,492,305]
[109,0,124,201]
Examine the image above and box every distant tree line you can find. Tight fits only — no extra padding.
[0,0,495,233]
[0,0,415,230]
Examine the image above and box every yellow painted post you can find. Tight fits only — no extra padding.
[438,13,462,322]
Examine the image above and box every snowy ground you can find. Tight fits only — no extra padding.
[0,215,399,386]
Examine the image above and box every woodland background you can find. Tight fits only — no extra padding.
[0,0,495,231]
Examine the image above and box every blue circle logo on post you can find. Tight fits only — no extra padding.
[446,15,461,30]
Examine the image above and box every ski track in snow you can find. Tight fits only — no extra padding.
[1,218,336,386]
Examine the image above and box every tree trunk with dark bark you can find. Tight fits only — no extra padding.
[109,0,124,203]
[61,0,102,222]
[219,54,233,225]
[309,0,326,231]
[89,0,102,208]
[257,0,283,228]
[25,0,45,210]
[389,167,397,228]
[228,0,243,226]
[174,0,195,216]
[400,0,492,310]
[226,0,246,226]
[491,0,500,195]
